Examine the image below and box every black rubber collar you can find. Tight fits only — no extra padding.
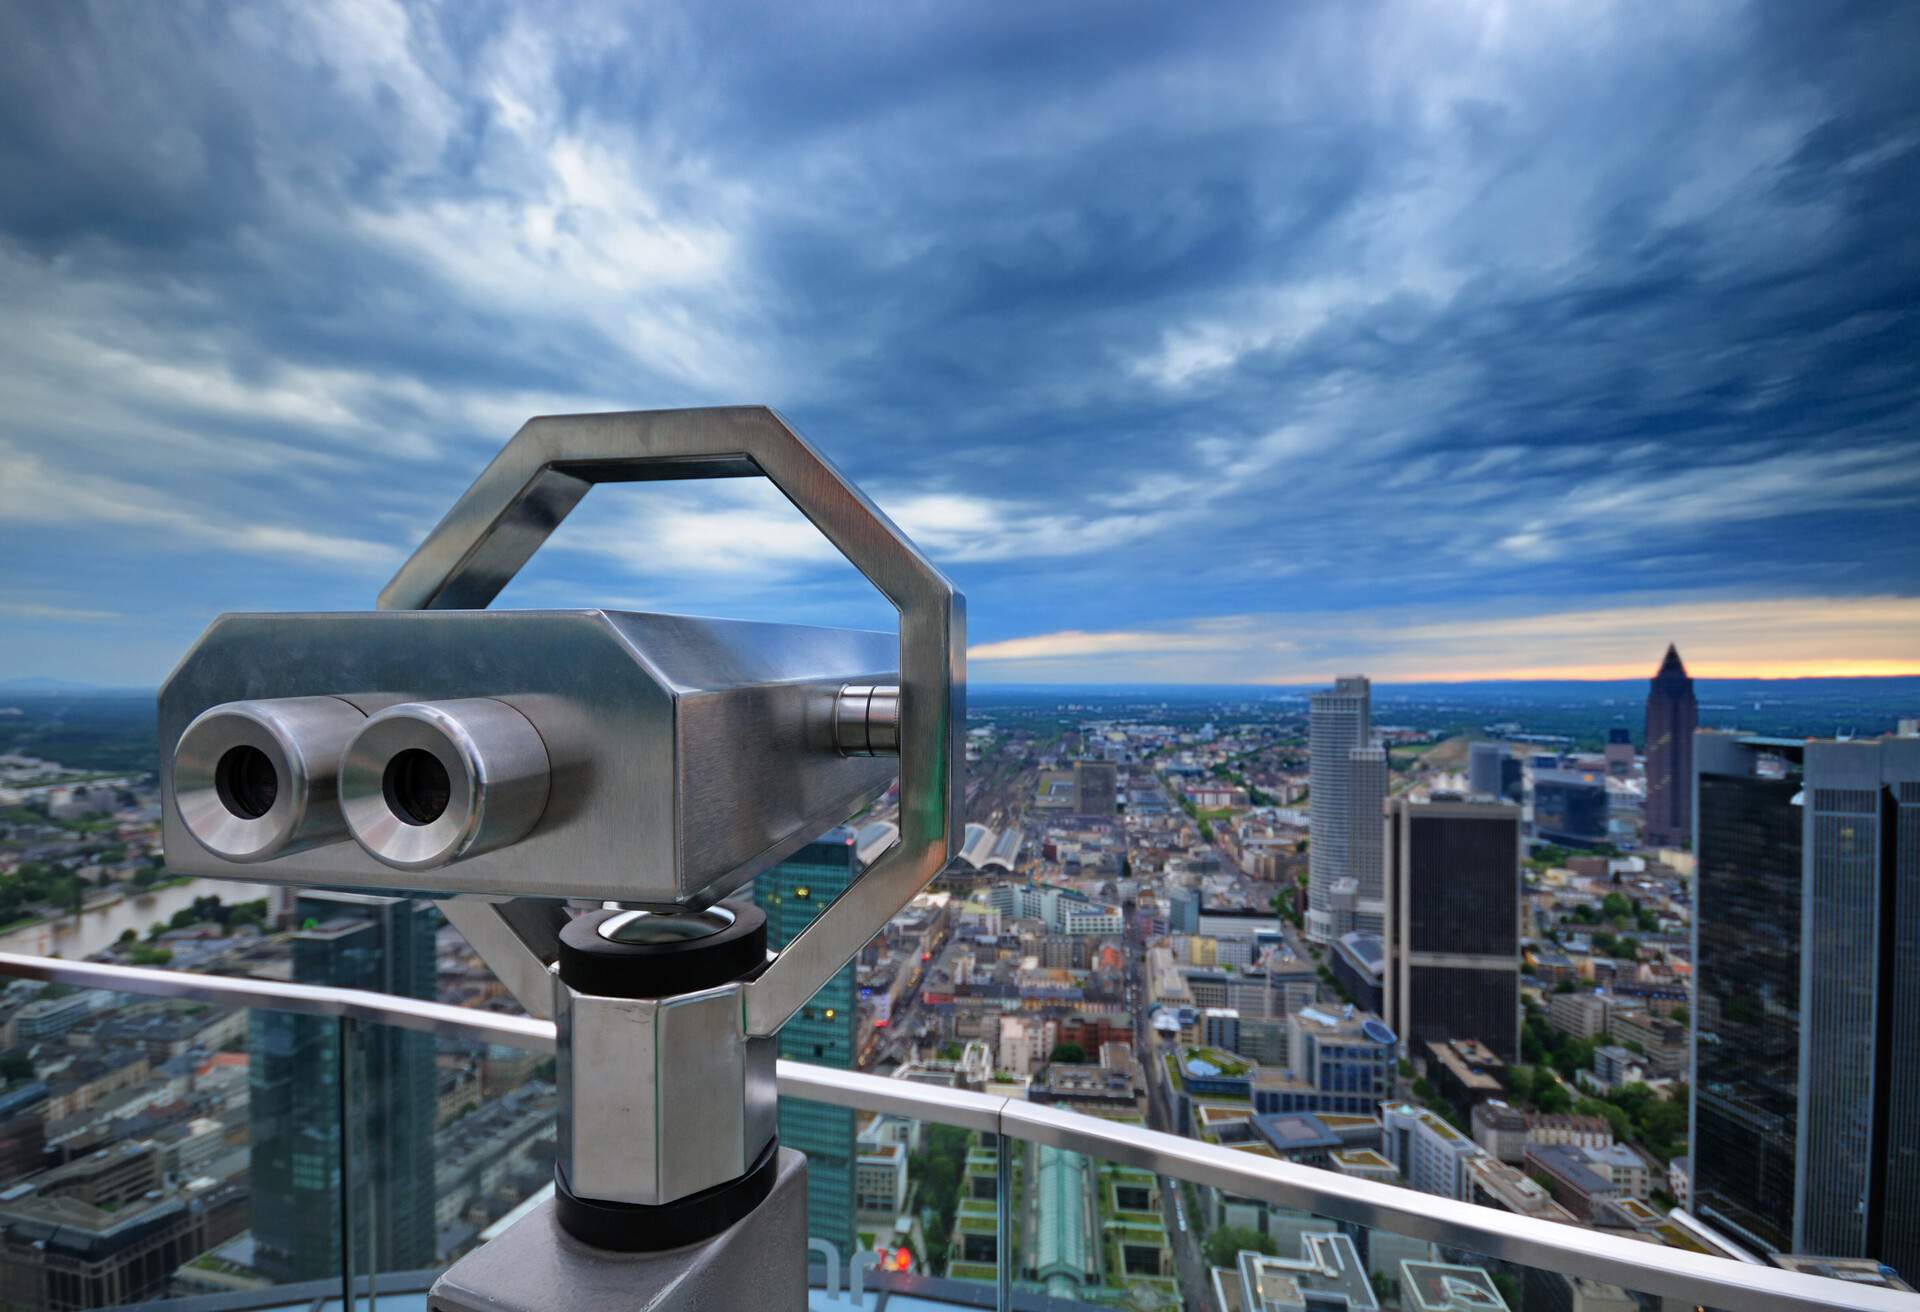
[557,901,767,1000]
[555,1137,780,1252]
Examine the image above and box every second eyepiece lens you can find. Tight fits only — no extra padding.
[383,748,452,826]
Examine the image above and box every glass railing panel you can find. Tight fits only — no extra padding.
[1002,1126,1183,1309]
[779,1099,979,1302]
[0,976,346,1306]
[341,1017,555,1301]
[1098,1148,1911,1312]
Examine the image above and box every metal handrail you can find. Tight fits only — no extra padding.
[0,952,1906,1312]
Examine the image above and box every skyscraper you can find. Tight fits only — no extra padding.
[1384,796,1522,1062]
[250,892,438,1281]
[1308,675,1371,943]
[1691,734,1920,1274]
[756,828,861,1263]
[1348,746,1388,934]
[1468,742,1505,801]
[1643,645,1698,847]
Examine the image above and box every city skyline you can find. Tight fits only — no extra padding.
[1,2,1918,686]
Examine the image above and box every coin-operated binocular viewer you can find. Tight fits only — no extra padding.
[157,408,963,1310]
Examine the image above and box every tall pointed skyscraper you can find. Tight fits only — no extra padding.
[1643,645,1697,848]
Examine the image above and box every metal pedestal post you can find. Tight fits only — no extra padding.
[428,1148,810,1312]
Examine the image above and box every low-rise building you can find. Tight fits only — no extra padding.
[1465,1154,1577,1224]
[1209,1231,1378,1311]
[1609,1010,1687,1078]
[1422,1039,1504,1120]
[1527,1113,1613,1151]
[1545,991,1609,1040]
[1383,1103,1485,1202]
[1525,1144,1629,1220]
[855,1140,907,1217]
[1329,932,1385,1015]
[1470,1100,1529,1164]
[1587,1045,1644,1091]
[1400,1259,1511,1311]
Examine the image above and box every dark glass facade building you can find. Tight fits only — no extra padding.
[249,892,438,1281]
[1690,734,1920,1277]
[755,829,861,1263]
[1643,644,1698,847]
[1531,769,1609,848]
[1384,797,1521,1062]
[1691,738,1804,1256]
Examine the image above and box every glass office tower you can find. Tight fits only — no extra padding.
[1383,796,1522,1063]
[756,829,861,1264]
[249,892,438,1281]
[1691,734,1920,1276]
[1691,738,1804,1256]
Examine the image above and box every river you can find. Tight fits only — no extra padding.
[0,878,277,960]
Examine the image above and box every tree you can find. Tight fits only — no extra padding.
[1049,1042,1085,1065]
[116,927,137,945]
[1553,979,1576,994]
[1205,1225,1275,1268]
[1669,1004,1689,1024]
[0,1052,33,1083]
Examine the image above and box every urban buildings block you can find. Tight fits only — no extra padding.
[1072,760,1119,817]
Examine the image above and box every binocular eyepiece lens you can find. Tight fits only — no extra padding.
[383,748,452,826]
[339,699,550,871]
[215,744,280,820]
[172,697,365,863]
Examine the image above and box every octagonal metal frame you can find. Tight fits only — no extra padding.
[382,406,963,1036]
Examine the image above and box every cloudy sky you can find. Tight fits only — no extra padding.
[2,1,1917,686]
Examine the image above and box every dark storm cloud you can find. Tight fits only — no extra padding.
[0,0,1916,682]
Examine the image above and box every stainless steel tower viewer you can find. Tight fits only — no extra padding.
[157,406,965,1308]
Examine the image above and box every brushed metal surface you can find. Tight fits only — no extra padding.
[371,407,963,1036]
[555,974,776,1207]
[172,696,365,862]
[427,1153,809,1312]
[159,608,896,906]
[833,683,901,756]
[339,698,551,870]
